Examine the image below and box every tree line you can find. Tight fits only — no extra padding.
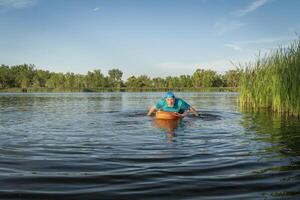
[0,64,242,91]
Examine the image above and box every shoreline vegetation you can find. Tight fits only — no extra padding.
[239,38,300,117]
[0,87,238,93]
[0,65,241,93]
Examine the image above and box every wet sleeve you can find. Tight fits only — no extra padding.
[179,99,190,111]
[155,99,164,109]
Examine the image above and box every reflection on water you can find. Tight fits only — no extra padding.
[0,92,299,200]
[152,112,222,139]
[241,110,300,165]
[240,108,300,198]
[153,118,180,133]
[152,112,223,143]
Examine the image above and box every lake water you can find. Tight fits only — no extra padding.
[0,92,299,200]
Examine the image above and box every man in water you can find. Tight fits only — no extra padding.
[147,92,199,117]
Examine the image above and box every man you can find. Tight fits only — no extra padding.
[147,92,199,117]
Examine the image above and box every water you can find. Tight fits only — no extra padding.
[0,92,299,200]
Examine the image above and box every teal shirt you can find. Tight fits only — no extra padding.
[155,98,190,113]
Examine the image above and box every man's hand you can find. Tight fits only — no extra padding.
[147,106,157,116]
[189,107,199,116]
[174,112,187,118]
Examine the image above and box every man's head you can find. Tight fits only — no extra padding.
[164,92,175,107]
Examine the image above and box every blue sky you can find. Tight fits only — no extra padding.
[1,0,300,79]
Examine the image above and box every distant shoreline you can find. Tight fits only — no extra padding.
[0,87,238,93]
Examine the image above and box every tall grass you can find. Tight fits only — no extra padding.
[239,38,300,116]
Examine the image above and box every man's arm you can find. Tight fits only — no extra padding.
[177,107,198,117]
[147,106,157,116]
[176,110,189,117]
[179,99,199,117]
[189,106,199,116]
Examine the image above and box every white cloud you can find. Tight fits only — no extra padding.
[224,36,297,61]
[224,43,243,52]
[233,0,271,17]
[214,19,246,35]
[93,7,99,12]
[232,36,296,46]
[214,0,272,35]
[0,0,38,9]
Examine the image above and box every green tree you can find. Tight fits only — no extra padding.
[10,64,35,88]
[192,69,218,87]
[108,68,123,88]
[136,75,152,88]
[0,65,13,88]
[126,76,138,88]
[32,69,51,88]
[64,72,76,89]
[223,69,242,87]
[165,76,180,88]
[85,70,105,88]
[45,73,65,89]
[93,70,105,88]
[202,70,217,87]
[74,74,85,89]
[152,77,166,88]
[179,75,192,88]
[192,69,204,87]
[212,74,225,87]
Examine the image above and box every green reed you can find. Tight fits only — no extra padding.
[239,38,300,116]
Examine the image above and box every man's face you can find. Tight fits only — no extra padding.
[166,97,175,107]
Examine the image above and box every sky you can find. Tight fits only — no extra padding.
[1,0,300,79]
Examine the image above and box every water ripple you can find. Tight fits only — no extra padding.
[0,93,299,199]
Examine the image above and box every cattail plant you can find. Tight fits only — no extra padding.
[239,38,300,116]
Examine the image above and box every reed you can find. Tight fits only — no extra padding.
[239,38,300,116]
